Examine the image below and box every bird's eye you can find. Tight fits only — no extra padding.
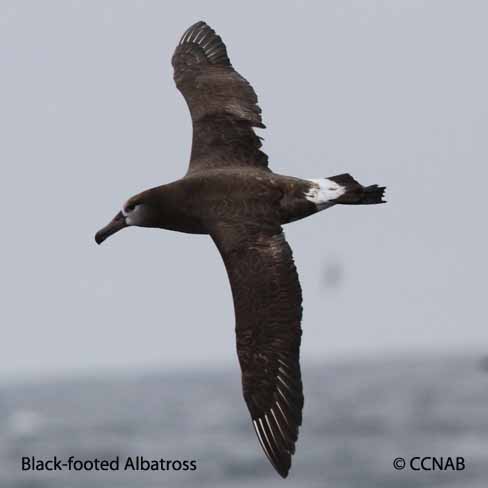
[123,203,135,216]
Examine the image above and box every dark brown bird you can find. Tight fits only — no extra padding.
[95,21,386,478]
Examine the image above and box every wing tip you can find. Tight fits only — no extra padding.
[252,419,292,478]
[248,369,303,477]
[277,464,291,478]
[178,20,230,66]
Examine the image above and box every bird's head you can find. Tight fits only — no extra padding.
[95,192,157,245]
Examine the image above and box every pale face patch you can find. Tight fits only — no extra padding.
[305,178,346,209]
[122,203,145,226]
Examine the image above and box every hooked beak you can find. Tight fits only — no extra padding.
[95,211,128,245]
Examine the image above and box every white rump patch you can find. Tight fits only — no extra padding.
[305,178,346,209]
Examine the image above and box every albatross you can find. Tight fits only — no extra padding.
[95,21,386,478]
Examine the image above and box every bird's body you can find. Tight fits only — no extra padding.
[123,169,380,234]
[95,21,386,478]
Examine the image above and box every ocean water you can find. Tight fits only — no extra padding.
[1,354,487,488]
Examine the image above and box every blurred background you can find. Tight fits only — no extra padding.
[1,1,487,486]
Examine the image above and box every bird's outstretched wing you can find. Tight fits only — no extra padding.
[172,21,269,174]
[210,221,303,478]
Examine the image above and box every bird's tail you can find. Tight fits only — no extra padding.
[328,173,386,205]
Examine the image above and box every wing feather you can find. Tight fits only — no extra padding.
[211,223,303,478]
[172,21,268,173]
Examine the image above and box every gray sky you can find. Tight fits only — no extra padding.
[1,0,487,382]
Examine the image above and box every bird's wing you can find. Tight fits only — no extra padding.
[210,220,303,478]
[172,21,269,174]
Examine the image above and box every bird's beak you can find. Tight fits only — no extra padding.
[95,211,128,245]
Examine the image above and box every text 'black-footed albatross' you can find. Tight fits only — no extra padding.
[95,21,386,478]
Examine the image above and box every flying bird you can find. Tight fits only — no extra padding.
[95,21,386,478]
